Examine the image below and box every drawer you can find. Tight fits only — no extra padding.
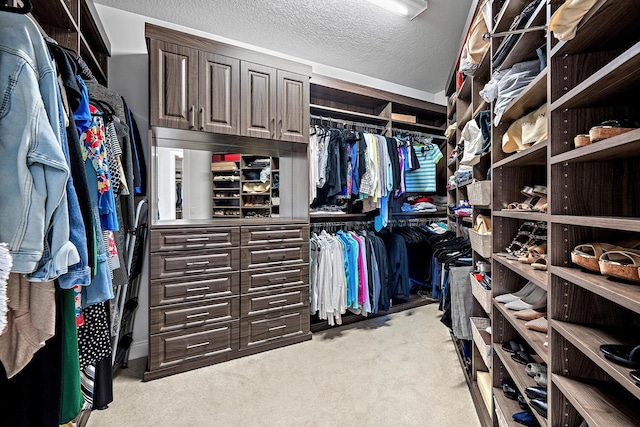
[240,264,309,294]
[240,307,309,349]
[150,296,239,334]
[151,248,239,279]
[241,244,308,270]
[241,285,308,317]
[150,273,239,306]
[149,320,239,371]
[241,224,309,246]
[151,227,239,252]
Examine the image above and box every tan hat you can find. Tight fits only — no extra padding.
[549,0,599,42]
[521,104,547,146]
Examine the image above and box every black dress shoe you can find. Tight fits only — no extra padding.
[512,350,535,365]
[631,370,640,387]
[518,394,529,410]
[503,382,519,400]
[530,399,548,418]
[525,386,547,401]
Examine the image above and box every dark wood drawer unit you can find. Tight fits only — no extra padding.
[240,264,308,294]
[151,227,239,252]
[241,285,308,317]
[240,307,309,349]
[149,320,239,371]
[150,296,239,334]
[241,243,308,270]
[241,224,309,246]
[150,272,239,306]
[151,248,239,279]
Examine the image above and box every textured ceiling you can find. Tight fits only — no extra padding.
[94,0,473,95]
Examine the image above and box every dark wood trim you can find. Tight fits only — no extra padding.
[146,23,312,77]
[310,74,446,114]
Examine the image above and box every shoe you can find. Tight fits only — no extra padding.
[512,351,535,365]
[503,382,519,400]
[534,371,548,388]
[495,282,537,303]
[525,386,547,401]
[518,394,529,410]
[631,371,640,387]
[512,410,538,426]
[505,289,547,311]
[526,363,547,377]
[600,344,640,369]
[525,317,549,333]
[571,242,618,273]
[514,309,547,321]
[530,399,547,418]
[502,340,523,354]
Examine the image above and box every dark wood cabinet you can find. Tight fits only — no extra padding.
[277,70,310,143]
[241,61,277,139]
[149,39,199,130]
[199,51,240,134]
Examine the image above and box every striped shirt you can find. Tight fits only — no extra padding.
[404,145,443,193]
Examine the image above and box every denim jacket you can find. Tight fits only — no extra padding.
[0,13,79,278]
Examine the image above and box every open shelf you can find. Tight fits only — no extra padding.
[309,104,389,123]
[494,301,549,364]
[494,254,548,291]
[500,69,547,124]
[494,346,548,427]
[492,211,548,222]
[550,41,640,111]
[550,216,640,233]
[550,266,640,315]
[458,104,474,130]
[392,120,445,132]
[553,375,640,427]
[495,0,546,72]
[493,0,530,35]
[31,0,79,33]
[493,139,547,168]
[458,76,472,102]
[551,128,640,164]
[473,100,489,121]
[551,320,640,400]
[493,389,522,427]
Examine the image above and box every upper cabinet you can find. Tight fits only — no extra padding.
[147,24,311,143]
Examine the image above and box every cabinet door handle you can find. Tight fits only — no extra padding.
[186,286,210,293]
[186,261,209,266]
[267,277,287,283]
[186,341,209,349]
[189,105,195,128]
[268,299,288,305]
[200,107,205,130]
[268,325,286,332]
[271,118,275,138]
[279,119,282,137]
[186,237,209,242]
[186,312,209,319]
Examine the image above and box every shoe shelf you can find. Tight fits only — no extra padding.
[551,320,640,400]
[493,390,522,427]
[551,128,640,165]
[494,346,548,427]
[494,301,549,364]
[471,316,493,369]
[494,255,548,291]
[493,139,547,169]
[550,266,640,315]
[552,375,640,427]
[494,0,547,72]
[550,216,640,233]
[500,68,547,124]
[550,41,640,112]
[492,211,548,222]
[550,0,640,58]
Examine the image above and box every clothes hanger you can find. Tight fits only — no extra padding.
[1,0,32,14]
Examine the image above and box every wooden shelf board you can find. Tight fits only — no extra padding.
[550,266,640,315]
[30,0,79,33]
[494,301,549,364]
[212,197,239,200]
[494,346,549,427]
[500,69,547,124]
[550,41,640,111]
[493,0,530,34]
[241,192,270,196]
[493,139,547,168]
[458,104,474,130]
[493,388,522,427]
[553,375,640,427]
[458,76,472,102]
[79,33,108,83]
[551,128,640,164]
[492,210,548,222]
[475,48,492,81]
[550,216,640,233]
[473,100,489,121]
[309,104,389,122]
[241,206,270,209]
[496,1,547,72]
[392,120,445,132]
[493,254,548,291]
[309,213,368,220]
[551,320,640,400]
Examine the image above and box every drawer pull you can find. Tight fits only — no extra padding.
[186,312,209,319]
[186,341,210,349]
[268,299,288,305]
[186,286,210,292]
[268,325,286,332]
[267,277,287,283]
[268,254,286,260]
[186,237,209,242]
[187,261,209,266]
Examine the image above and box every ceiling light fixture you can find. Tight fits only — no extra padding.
[363,0,428,20]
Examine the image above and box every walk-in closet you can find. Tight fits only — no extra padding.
[1,1,638,426]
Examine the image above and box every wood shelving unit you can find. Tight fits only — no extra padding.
[494,301,549,365]
[493,255,548,291]
[493,389,521,427]
[500,69,547,123]
[493,139,547,168]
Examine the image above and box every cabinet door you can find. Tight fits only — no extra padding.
[241,62,276,139]
[149,39,199,130]
[199,52,240,134]
[277,70,309,143]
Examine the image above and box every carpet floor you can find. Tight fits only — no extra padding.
[88,303,481,427]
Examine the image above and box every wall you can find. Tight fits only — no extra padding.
[95,4,446,360]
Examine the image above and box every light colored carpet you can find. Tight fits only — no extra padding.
[88,304,481,427]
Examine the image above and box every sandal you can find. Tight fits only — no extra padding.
[531,256,548,271]
[599,250,640,282]
[571,242,619,273]
[518,242,547,264]
[502,186,538,211]
[600,344,640,368]
[517,186,547,212]
[589,119,639,143]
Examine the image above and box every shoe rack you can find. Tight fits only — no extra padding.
[446,1,640,426]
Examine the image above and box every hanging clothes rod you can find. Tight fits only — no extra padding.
[391,127,446,140]
[482,25,547,40]
[310,114,387,131]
